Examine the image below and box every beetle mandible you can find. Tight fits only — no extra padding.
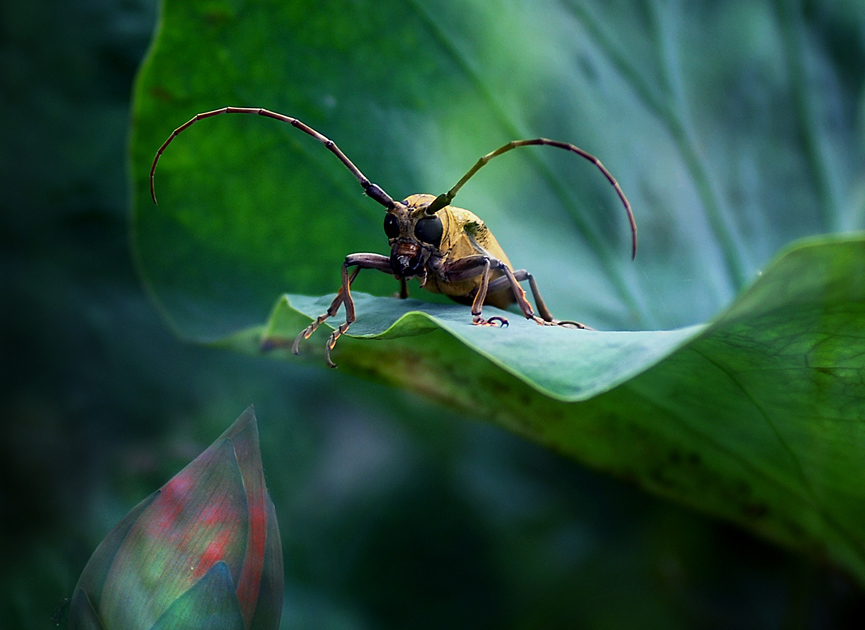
[150,107,637,367]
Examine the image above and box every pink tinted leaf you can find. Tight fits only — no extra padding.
[71,407,282,630]
[225,409,269,626]
[100,433,248,628]
[248,497,284,630]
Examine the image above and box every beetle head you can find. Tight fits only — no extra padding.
[383,193,444,278]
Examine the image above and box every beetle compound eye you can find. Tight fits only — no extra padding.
[414,216,443,246]
[384,213,400,239]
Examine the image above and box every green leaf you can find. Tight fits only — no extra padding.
[131,0,865,582]
[248,234,865,578]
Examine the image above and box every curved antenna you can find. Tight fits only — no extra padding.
[426,138,637,259]
[150,107,395,209]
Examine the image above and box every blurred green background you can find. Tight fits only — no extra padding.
[3,0,865,628]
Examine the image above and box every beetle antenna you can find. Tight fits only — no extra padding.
[426,138,637,259]
[150,107,395,209]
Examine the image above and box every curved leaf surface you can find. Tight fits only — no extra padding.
[248,235,865,583]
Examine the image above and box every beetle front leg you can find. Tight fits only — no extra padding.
[289,253,392,367]
[289,267,360,355]
[322,261,360,368]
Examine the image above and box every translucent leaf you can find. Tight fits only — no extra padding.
[70,407,283,630]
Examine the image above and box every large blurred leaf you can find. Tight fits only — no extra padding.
[131,0,865,581]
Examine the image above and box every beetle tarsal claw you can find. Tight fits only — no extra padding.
[473,315,509,327]
[291,323,319,355]
[325,347,337,368]
[324,322,353,368]
[291,332,307,355]
[555,319,592,330]
[324,335,339,368]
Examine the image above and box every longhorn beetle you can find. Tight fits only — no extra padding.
[151,107,637,367]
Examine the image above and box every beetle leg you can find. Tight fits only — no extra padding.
[441,255,511,326]
[485,269,592,329]
[471,258,496,325]
[322,261,361,367]
[276,253,391,366]
[450,256,540,326]
[458,257,500,326]
[288,267,360,355]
